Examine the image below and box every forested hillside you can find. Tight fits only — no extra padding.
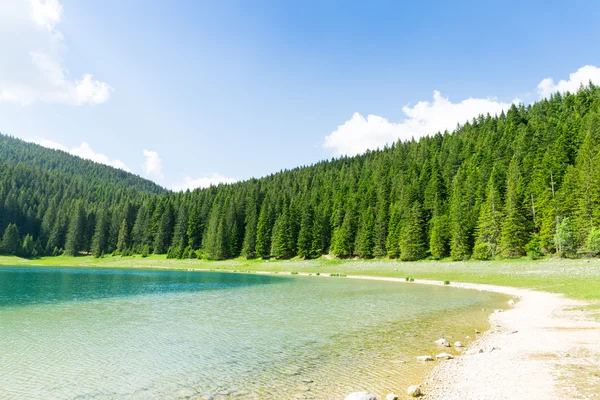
[0,135,164,257]
[2,86,600,260]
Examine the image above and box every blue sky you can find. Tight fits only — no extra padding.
[2,0,600,190]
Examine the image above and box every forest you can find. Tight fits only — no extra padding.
[1,86,600,261]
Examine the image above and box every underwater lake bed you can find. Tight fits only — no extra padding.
[0,266,508,399]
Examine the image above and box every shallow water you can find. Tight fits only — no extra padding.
[0,267,507,399]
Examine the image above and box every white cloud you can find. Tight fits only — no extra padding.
[26,138,131,171]
[325,65,600,156]
[29,0,62,30]
[0,0,112,106]
[537,65,600,98]
[171,174,237,191]
[143,150,163,178]
[324,91,514,156]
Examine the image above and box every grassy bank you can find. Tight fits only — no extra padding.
[1,255,600,301]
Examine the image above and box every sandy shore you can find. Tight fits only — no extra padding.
[336,275,600,399]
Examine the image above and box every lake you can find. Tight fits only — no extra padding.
[0,267,507,399]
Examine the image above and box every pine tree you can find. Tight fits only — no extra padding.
[473,174,503,259]
[202,198,223,260]
[500,158,528,257]
[21,234,35,257]
[450,169,472,260]
[170,204,189,258]
[255,200,273,258]
[297,203,315,259]
[186,203,204,250]
[242,202,258,259]
[116,218,130,254]
[354,207,375,258]
[154,202,175,254]
[429,213,449,259]
[271,204,294,259]
[386,203,402,258]
[0,223,20,255]
[400,202,426,261]
[330,200,357,257]
[64,202,87,256]
[91,209,110,258]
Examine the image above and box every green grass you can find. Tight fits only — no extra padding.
[1,255,600,301]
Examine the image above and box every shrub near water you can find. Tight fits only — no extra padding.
[586,227,600,255]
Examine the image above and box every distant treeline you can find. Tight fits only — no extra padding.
[2,86,600,260]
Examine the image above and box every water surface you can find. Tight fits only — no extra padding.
[0,267,507,399]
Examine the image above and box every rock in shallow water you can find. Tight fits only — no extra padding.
[416,355,434,361]
[436,352,454,359]
[434,338,450,347]
[454,341,464,347]
[386,393,399,400]
[407,385,422,397]
[344,392,377,400]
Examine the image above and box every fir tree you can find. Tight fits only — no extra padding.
[91,209,111,258]
[500,158,528,257]
[473,174,503,259]
[116,218,130,254]
[0,223,20,255]
[64,202,87,256]
[400,202,426,261]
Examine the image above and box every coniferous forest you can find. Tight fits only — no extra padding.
[2,86,600,261]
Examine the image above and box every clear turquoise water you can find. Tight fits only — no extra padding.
[0,267,507,399]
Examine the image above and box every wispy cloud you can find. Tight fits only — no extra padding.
[27,138,130,171]
[0,0,112,106]
[171,173,237,191]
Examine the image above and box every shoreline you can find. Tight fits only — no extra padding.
[316,273,600,399]
[2,264,599,398]
[232,271,600,399]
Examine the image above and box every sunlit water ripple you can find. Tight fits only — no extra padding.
[0,267,508,399]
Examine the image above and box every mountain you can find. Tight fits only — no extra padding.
[2,86,600,260]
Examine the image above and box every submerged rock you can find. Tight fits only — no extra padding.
[436,352,454,360]
[416,355,434,361]
[407,385,422,397]
[344,392,377,400]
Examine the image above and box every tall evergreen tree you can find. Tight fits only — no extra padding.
[91,209,111,258]
[0,223,20,255]
[473,174,503,259]
[500,158,528,257]
[64,202,87,256]
[400,202,426,261]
